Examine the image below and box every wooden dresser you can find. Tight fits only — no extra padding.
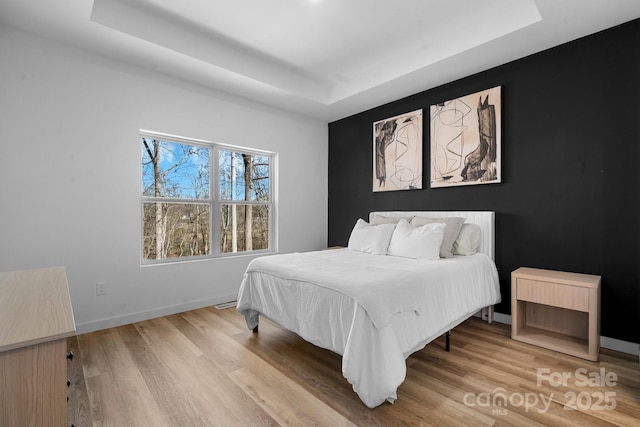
[0,267,76,426]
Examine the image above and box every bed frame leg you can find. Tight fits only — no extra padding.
[252,325,259,333]
[445,330,451,352]
[480,306,495,323]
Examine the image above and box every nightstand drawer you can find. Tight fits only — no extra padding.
[516,278,589,312]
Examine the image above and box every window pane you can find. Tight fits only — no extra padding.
[219,151,270,201]
[220,204,269,253]
[143,202,210,260]
[142,138,210,199]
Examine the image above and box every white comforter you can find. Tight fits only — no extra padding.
[236,249,501,408]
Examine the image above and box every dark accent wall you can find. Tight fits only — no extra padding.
[328,19,640,343]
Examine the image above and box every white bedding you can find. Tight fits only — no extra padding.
[236,248,501,408]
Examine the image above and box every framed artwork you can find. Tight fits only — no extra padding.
[373,109,423,192]
[430,86,501,188]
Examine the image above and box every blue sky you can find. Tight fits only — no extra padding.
[142,138,269,201]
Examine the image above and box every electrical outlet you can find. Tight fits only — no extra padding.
[96,282,107,296]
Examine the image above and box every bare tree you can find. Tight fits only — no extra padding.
[243,153,253,251]
[142,139,166,258]
[142,138,209,259]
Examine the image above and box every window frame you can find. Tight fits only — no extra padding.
[140,130,276,265]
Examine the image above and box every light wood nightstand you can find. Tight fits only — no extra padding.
[511,267,601,361]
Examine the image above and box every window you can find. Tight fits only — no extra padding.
[218,150,271,253]
[141,132,273,263]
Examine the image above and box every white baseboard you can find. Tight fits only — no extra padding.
[75,293,238,335]
[491,313,640,357]
[601,335,640,357]
[492,312,511,325]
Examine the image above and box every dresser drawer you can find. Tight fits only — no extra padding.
[516,278,589,312]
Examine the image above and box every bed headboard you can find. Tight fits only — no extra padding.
[369,211,495,260]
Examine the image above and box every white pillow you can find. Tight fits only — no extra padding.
[452,223,481,255]
[410,216,465,258]
[388,219,444,260]
[347,219,396,255]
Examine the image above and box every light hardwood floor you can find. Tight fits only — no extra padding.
[67,307,640,426]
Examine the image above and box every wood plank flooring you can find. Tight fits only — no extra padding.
[67,307,640,426]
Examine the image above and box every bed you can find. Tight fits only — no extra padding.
[236,211,501,408]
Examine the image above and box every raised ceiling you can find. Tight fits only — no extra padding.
[1,0,639,121]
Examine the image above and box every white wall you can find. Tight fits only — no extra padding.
[0,26,328,333]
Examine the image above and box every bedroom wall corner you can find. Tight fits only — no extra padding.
[327,18,640,345]
[0,25,328,333]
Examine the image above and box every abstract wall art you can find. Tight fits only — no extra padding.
[430,86,501,188]
[373,109,423,192]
